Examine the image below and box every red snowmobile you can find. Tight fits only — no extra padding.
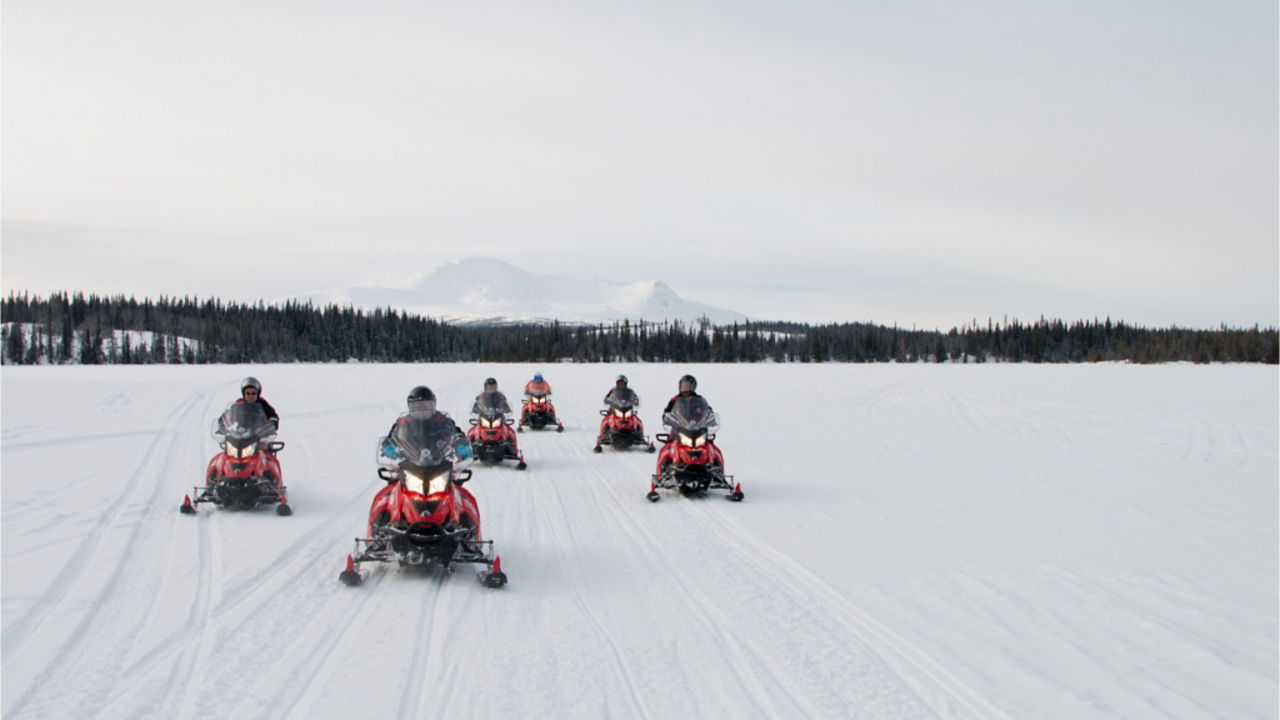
[181,401,290,515]
[340,412,506,588]
[647,395,742,502]
[594,387,655,453]
[466,391,527,469]
[519,389,563,432]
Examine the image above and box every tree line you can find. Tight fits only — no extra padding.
[2,291,1276,365]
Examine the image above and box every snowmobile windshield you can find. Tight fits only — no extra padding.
[606,387,638,410]
[662,395,718,433]
[473,391,510,419]
[213,401,276,442]
[383,412,461,469]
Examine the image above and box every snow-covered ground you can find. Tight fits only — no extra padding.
[2,363,1276,719]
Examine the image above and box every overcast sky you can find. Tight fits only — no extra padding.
[3,0,1276,329]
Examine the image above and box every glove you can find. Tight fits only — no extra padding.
[457,444,473,461]
[381,443,397,459]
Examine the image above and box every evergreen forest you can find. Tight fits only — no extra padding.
[2,291,1277,366]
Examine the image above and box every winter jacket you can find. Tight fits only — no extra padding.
[663,391,702,414]
[238,397,279,427]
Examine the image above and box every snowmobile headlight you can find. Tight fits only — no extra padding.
[230,443,258,459]
[614,408,632,418]
[405,472,449,496]
[482,417,500,429]
[678,433,705,448]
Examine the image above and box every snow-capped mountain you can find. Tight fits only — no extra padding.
[287,257,752,325]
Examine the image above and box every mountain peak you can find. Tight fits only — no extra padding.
[289,256,751,325]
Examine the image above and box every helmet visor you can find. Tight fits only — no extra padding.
[407,398,436,414]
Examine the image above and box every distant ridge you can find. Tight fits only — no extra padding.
[286,257,753,325]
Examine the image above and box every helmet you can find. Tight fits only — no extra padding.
[241,377,262,395]
[407,385,436,413]
[678,374,697,393]
[484,377,498,391]
[534,373,544,382]
[616,374,628,386]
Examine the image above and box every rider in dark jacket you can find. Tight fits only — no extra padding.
[604,374,640,407]
[382,385,471,462]
[662,374,702,414]
[238,376,279,428]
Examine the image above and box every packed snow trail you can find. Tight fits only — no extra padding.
[3,364,1276,719]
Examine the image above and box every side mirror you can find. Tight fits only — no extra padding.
[655,433,670,443]
[454,469,473,486]
[268,441,286,452]
[469,418,478,426]
[505,417,515,427]
[708,434,716,443]
[599,409,609,416]
[377,467,399,484]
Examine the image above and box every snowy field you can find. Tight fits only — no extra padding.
[2,363,1276,719]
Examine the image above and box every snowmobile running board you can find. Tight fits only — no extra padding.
[340,549,507,588]
[647,476,743,503]
[180,486,292,515]
[341,525,507,588]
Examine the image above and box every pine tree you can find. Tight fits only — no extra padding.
[5,324,25,364]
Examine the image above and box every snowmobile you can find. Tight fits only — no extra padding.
[647,395,742,502]
[340,412,506,588]
[594,387,655,453]
[181,401,291,515]
[466,391,527,469]
[519,390,563,432]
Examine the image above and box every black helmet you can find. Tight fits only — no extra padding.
[616,374,628,386]
[484,377,498,390]
[241,376,262,395]
[678,374,696,393]
[407,385,436,413]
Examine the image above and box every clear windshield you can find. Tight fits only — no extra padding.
[379,412,461,468]
[213,401,276,441]
[605,386,639,410]
[473,391,511,418]
[662,395,719,434]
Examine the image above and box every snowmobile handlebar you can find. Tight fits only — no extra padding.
[654,432,716,444]
[377,465,472,486]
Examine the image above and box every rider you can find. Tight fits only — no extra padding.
[521,372,556,425]
[662,374,702,414]
[523,372,552,398]
[604,374,639,407]
[238,376,279,429]
[472,377,513,416]
[382,385,472,462]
